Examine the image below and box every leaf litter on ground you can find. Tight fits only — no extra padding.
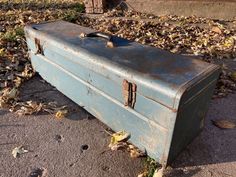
[108,130,146,158]
[0,1,83,116]
[138,157,161,177]
[8,100,68,119]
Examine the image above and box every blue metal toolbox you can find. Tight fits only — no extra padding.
[25,21,220,166]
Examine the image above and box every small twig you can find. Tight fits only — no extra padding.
[103,128,113,136]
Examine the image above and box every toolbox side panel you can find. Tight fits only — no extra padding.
[167,75,219,164]
[26,37,174,128]
[44,46,174,128]
[30,52,173,163]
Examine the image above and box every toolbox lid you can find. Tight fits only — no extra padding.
[25,21,220,110]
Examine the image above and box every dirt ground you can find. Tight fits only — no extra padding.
[0,74,235,177]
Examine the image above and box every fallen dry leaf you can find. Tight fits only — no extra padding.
[130,149,145,158]
[110,142,128,151]
[13,101,43,116]
[138,172,148,177]
[211,26,222,34]
[3,87,19,100]
[12,146,29,158]
[55,109,68,119]
[224,37,235,48]
[153,167,164,177]
[108,131,146,158]
[109,130,130,148]
[212,119,236,129]
[128,144,146,158]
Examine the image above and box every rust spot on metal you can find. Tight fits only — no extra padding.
[122,79,130,106]
[122,79,137,108]
[34,38,44,55]
[131,83,137,108]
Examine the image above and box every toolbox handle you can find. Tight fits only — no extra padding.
[86,32,112,41]
[80,32,115,48]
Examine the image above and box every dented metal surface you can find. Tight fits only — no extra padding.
[25,21,220,166]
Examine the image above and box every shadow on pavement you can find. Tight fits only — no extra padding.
[165,168,202,177]
[18,74,95,121]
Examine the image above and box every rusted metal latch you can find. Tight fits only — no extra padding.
[122,79,137,108]
[34,38,44,55]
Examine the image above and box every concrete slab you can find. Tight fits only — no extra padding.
[0,75,235,177]
[125,0,236,20]
[0,75,145,177]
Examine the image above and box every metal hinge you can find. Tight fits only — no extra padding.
[34,38,44,55]
[122,79,137,108]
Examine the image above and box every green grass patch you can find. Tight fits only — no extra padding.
[62,10,79,22]
[1,27,24,42]
[62,3,84,22]
[142,157,159,177]
[73,2,85,12]
[15,27,24,36]
[2,31,17,42]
